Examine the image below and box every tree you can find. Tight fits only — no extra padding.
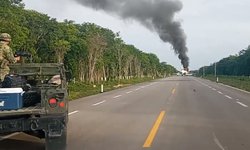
[0,1,177,83]
[199,46,250,76]
[84,24,107,83]
[53,40,70,63]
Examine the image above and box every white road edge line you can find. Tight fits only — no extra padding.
[92,100,106,106]
[217,91,223,94]
[236,101,248,108]
[219,83,250,94]
[126,91,133,94]
[113,95,122,98]
[68,110,79,116]
[0,132,20,141]
[225,95,232,99]
[212,88,217,91]
[135,88,141,91]
[213,132,226,150]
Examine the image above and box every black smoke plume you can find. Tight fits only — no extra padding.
[74,0,189,68]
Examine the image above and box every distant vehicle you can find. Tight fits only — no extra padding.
[181,69,188,76]
[0,63,68,150]
[186,73,193,76]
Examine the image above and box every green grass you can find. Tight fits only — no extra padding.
[68,77,156,100]
[203,75,250,92]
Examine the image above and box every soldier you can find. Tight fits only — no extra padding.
[0,33,19,82]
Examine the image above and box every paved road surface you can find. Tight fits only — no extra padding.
[1,76,250,150]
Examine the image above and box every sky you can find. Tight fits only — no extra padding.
[22,0,250,70]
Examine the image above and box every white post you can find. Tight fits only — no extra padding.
[101,84,104,93]
[216,77,219,83]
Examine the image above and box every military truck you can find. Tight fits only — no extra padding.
[0,63,68,150]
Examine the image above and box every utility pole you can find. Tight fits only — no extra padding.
[214,62,217,77]
[215,62,219,83]
[203,67,205,77]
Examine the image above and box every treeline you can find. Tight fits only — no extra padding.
[0,0,176,83]
[198,46,250,76]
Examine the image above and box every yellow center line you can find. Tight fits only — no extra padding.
[143,111,166,148]
[172,88,176,94]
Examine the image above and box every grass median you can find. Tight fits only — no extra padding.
[68,77,157,100]
[203,75,250,92]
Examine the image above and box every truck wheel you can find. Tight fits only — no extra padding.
[45,128,67,150]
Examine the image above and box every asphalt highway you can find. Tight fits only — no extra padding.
[1,76,250,150]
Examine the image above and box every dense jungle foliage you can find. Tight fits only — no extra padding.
[0,0,177,84]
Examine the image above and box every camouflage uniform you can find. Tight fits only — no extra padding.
[0,33,16,81]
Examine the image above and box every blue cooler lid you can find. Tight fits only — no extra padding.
[0,88,24,94]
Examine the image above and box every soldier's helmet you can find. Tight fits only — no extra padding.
[0,33,11,42]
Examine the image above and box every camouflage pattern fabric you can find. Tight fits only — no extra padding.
[0,33,11,42]
[0,69,9,81]
[0,41,16,81]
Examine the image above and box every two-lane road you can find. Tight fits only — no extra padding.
[1,76,250,150]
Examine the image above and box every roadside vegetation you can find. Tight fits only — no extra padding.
[1,0,177,100]
[196,43,250,92]
[198,46,250,76]
[203,75,250,92]
[68,77,158,100]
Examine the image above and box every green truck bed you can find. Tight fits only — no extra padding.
[0,105,45,117]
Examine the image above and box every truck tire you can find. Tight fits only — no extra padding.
[23,91,41,107]
[45,128,67,150]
